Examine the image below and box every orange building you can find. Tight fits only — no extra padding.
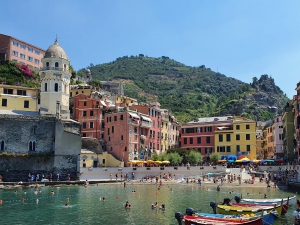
[0,34,45,69]
[73,94,107,141]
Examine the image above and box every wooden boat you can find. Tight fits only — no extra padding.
[197,211,276,225]
[231,201,288,215]
[217,204,282,216]
[239,195,296,206]
[183,215,263,225]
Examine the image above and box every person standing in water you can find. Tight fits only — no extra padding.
[292,200,300,225]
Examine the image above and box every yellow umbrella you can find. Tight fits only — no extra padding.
[147,160,154,164]
[162,160,170,164]
[218,160,227,163]
[154,161,162,164]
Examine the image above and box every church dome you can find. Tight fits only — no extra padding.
[44,39,69,60]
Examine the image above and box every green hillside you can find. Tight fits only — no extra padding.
[82,55,288,122]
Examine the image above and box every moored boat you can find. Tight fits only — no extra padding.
[216,204,282,216]
[231,201,288,215]
[236,195,296,206]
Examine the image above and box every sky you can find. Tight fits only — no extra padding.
[1,0,299,98]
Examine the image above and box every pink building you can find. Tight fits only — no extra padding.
[104,109,152,166]
[180,117,233,160]
[0,34,45,69]
[130,103,162,154]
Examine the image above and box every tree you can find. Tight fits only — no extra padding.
[151,153,159,161]
[210,153,219,165]
[168,152,183,165]
[157,153,168,161]
[187,150,203,165]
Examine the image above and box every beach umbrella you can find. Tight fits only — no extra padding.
[147,160,154,164]
[266,159,274,162]
[154,161,162,164]
[227,160,235,163]
[218,160,227,163]
[162,161,170,164]
[227,155,237,161]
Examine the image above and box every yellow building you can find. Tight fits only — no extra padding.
[161,110,169,152]
[256,135,264,159]
[115,95,137,106]
[214,117,257,159]
[80,150,124,167]
[0,84,39,111]
[262,129,268,159]
[70,84,92,98]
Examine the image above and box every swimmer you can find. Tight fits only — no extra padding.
[206,188,210,191]
[102,197,106,202]
[14,190,18,194]
[34,190,38,194]
[24,191,27,194]
[36,199,39,203]
[62,203,69,208]
[51,190,55,195]
[247,193,250,196]
[229,191,232,194]
[125,201,131,209]
[264,194,267,199]
[67,198,70,202]
[131,189,136,193]
[217,186,220,192]
[39,189,42,193]
[159,204,166,210]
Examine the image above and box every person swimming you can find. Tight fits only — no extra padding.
[51,190,55,195]
[62,203,69,208]
[217,186,220,191]
[102,197,106,202]
[131,189,136,193]
[159,204,166,210]
[264,194,267,199]
[125,201,131,209]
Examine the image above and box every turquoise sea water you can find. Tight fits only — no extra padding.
[0,182,298,225]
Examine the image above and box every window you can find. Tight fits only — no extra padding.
[2,99,7,107]
[83,111,87,117]
[121,135,123,140]
[20,44,26,49]
[4,89,13,94]
[83,101,87,107]
[24,100,29,108]
[120,115,124,120]
[17,90,26,96]
[189,137,193,144]
[82,133,86,137]
[205,126,212,132]
[0,140,4,151]
[28,56,33,61]
[247,145,250,151]
[219,134,223,142]
[198,148,201,152]
[46,62,49,67]
[236,134,240,140]
[55,62,59,67]
[236,125,240,130]
[90,122,94,128]
[20,53,25,59]
[107,128,110,135]
[206,137,210,143]
[13,41,18,46]
[90,111,93,116]
[112,126,114,133]
[44,83,47,92]
[35,50,40,55]
[226,134,231,142]
[54,83,58,92]
[114,116,117,121]
[236,145,240,152]
[217,146,225,152]
[12,50,18,56]
[246,134,250,140]
[28,140,36,151]
[83,123,86,129]
[226,146,231,152]
[28,47,33,52]
[34,59,40,64]
[197,127,202,133]
[246,124,250,129]
[183,138,187,145]
[197,137,201,144]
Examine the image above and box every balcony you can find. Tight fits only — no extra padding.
[214,126,234,133]
[140,121,151,128]
[41,66,69,72]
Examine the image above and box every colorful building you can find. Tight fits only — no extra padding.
[181,116,233,160]
[161,109,169,152]
[169,118,180,149]
[0,84,39,111]
[215,117,257,160]
[294,83,300,161]
[272,116,284,158]
[70,84,92,98]
[0,33,45,69]
[282,100,295,160]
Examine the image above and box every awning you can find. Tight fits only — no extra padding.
[128,112,140,119]
[141,116,151,122]
[100,100,107,106]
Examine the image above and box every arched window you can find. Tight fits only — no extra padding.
[29,140,36,151]
[46,62,49,68]
[54,83,58,92]
[64,64,66,71]
[44,83,47,92]
[55,62,59,68]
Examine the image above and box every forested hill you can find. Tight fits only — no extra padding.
[80,55,288,122]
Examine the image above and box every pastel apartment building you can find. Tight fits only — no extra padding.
[282,99,295,160]
[0,84,39,112]
[294,82,300,161]
[104,109,152,166]
[180,117,233,160]
[0,34,45,69]
[272,116,284,158]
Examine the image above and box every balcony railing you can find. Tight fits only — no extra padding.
[140,121,151,128]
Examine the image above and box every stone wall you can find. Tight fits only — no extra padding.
[0,115,55,153]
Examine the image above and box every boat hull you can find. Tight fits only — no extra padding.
[183,216,263,225]
[217,204,282,217]
[241,195,296,206]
